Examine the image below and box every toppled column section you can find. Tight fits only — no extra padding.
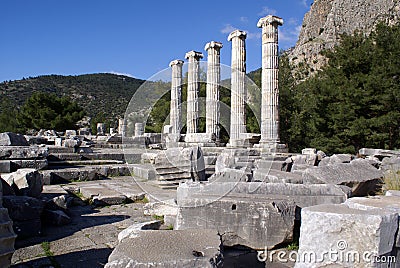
[175,181,351,250]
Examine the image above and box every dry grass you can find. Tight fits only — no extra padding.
[383,170,400,192]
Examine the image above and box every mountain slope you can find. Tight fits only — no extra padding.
[289,0,400,72]
[0,73,145,122]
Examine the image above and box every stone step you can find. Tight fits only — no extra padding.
[153,180,182,190]
[0,209,16,268]
[254,159,289,171]
[62,180,146,206]
[40,164,133,184]
[48,159,125,166]
[11,159,48,170]
[158,173,191,181]
[0,146,48,160]
[47,146,75,154]
[155,167,190,176]
[130,164,157,181]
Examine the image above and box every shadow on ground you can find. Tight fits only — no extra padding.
[15,204,129,249]
[11,247,113,268]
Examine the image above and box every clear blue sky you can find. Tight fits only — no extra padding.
[0,0,312,82]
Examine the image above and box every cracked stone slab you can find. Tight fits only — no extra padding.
[105,229,223,268]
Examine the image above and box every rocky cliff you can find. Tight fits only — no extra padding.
[289,0,400,72]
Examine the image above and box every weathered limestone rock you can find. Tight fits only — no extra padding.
[176,197,296,250]
[43,164,136,185]
[345,195,400,248]
[130,164,156,181]
[118,220,162,242]
[176,181,351,250]
[169,60,184,142]
[185,51,203,134]
[303,159,384,196]
[45,195,68,211]
[62,138,82,148]
[290,153,318,173]
[0,132,29,146]
[209,168,250,183]
[257,15,284,147]
[381,156,400,172]
[386,190,400,197]
[42,209,71,226]
[0,160,12,173]
[295,204,398,267]
[289,0,400,73]
[2,169,43,198]
[215,148,260,173]
[1,159,48,172]
[177,181,351,210]
[64,130,77,137]
[0,207,16,267]
[24,135,48,145]
[254,156,292,172]
[105,229,223,268]
[0,176,17,268]
[205,41,223,140]
[253,169,303,184]
[319,153,355,166]
[301,148,317,155]
[0,146,48,160]
[359,148,400,158]
[228,30,247,146]
[144,200,178,226]
[3,195,44,237]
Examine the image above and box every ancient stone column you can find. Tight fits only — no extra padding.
[118,118,126,137]
[169,60,184,138]
[204,41,223,140]
[228,30,247,145]
[97,123,106,136]
[185,51,203,134]
[257,15,283,145]
[134,123,144,137]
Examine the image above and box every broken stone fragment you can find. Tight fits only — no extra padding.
[2,168,44,198]
[0,132,29,146]
[295,203,398,267]
[42,209,71,226]
[105,229,222,268]
[176,197,296,250]
[302,159,383,196]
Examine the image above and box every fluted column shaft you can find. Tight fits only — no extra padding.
[258,15,283,144]
[185,51,203,134]
[169,60,184,135]
[228,30,247,143]
[205,41,223,140]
